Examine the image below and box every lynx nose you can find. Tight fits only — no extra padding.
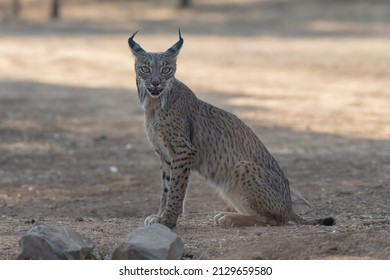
[151,78,161,87]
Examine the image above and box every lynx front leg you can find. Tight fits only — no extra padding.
[145,142,196,228]
[158,161,170,215]
[144,160,170,225]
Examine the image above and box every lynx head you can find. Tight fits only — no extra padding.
[128,30,183,109]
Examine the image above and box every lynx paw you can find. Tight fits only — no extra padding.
[144,214,177,228]
[213,212,235,227]
[214,212,263,227]
[144,214,162,225]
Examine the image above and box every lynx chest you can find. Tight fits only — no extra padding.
[144,110,171,162]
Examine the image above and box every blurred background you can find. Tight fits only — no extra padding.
[1,0,389,136]
[0,0,389,259]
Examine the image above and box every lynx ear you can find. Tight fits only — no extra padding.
[128,30,146,57]
[165,29,183,58]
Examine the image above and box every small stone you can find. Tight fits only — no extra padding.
[17,222,95,260]
[125,143,133,150]
[111,224,184,260]
[109,166,118,173]
[24,219,35,224]
[94,135,107,142]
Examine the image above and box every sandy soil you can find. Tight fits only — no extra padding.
[0,0,389,259]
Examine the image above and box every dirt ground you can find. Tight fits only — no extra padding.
[0,0,389,259]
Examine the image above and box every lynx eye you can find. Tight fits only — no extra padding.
[161,67,172,75]
[139,66,151,74]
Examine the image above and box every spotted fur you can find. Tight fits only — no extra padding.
[128,31,335,228]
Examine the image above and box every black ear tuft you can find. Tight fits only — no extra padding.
[128,30,146,56]
[165,28,184,58]
[322,217,336,226]
[178,28,182,41]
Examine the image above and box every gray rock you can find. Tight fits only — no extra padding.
[17,222,95,260]
[111,224,184,260]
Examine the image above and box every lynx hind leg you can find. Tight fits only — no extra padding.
[215,161,290,227]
